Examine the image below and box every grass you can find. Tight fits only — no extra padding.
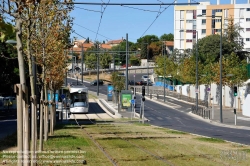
[1,121,250,166]
[194,137,226,143]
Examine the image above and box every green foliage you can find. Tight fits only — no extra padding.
[85,53,97,70]
[110,72,125,92]
[0,19,15,42]
[100,52,112,69]
[196,34,235,64]
[129,55,140,66]
[160,33,174,41]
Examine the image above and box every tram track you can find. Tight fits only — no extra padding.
[72,103,175,166]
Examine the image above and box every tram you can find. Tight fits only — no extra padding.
[68,84,89,113]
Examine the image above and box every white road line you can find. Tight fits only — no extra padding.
[148,117,155,120]
[157,117,163,120]
[237,117,250,121]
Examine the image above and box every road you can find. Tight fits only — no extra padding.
[67,74,250,145]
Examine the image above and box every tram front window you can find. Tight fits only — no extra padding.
[70,93,88,107]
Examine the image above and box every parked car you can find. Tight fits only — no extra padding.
[90,79,104,86]
[141,75,149,82]
[128,80,139,85]
[137,79,153,86]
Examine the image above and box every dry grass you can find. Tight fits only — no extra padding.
[83,72,112,83]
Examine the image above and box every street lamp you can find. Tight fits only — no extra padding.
[161,40,166,102]
[142,42,149,95]
[197,14,223,123]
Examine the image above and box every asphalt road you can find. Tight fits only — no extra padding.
[67,75,250,145]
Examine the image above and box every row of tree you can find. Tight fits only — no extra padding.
[0,0,73,165]
[155,18,249,88]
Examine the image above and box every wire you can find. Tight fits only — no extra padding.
[94,0,111,42]
[120,5,160,13]
[74,22,113,41]
[72,30,87,39]
[140,0,176,38]
[74,6,101,13]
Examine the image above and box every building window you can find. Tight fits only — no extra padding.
[215,19,221,22]
[246,38,250,41]
[186,20,193,23]
[240,8,244,18]
[186,39,193,42]
[180,10,184,19]
[246,8,250,11]
[202,19,206,24]
[202,29,206,34]
[246,18,250,21]
[202,9,206,15]
[224,9,228,18]
[186,30,193,33]
[246,28,250,31]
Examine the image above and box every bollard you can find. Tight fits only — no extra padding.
[150,93,152,99]
[157,94,159,99]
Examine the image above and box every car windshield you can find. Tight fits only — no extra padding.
[142,76,148,78]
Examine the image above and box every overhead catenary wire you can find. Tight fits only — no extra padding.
[140,0,176,38]
[95,0,111,42]
[74,6,101,13]
[74,23,113,41]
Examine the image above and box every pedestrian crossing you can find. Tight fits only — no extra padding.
[146,116,193,121]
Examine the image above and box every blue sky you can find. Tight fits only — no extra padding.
[70,0,248,43]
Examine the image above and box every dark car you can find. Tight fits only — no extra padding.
[90,79,104,86]
[128,80,138,85]
[137,80,153,86]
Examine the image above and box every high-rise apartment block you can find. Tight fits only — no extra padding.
[174,0,250,52]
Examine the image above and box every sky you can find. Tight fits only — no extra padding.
[70,0,248,43]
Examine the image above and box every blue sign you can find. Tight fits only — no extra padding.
[107,85,114,101]
[47,93,59,108]
[61,94,65,99]
[130,99,135,105]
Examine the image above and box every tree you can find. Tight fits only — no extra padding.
[195,34,235,64]
[224,16,244,51]
[100,52,112,69]
[160,33,174,41]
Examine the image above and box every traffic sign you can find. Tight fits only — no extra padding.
[195,89,199,93]
[61,94,65,99]
[130,99,135,104]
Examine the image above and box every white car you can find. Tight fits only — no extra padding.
[141,75,149,82]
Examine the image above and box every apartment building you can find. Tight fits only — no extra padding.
[174,0,250,52]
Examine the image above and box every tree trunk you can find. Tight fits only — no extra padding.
[39,87,44,151]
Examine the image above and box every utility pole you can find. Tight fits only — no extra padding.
[126,33,129,90]
[96,43,99,96]
[81,42,84,83]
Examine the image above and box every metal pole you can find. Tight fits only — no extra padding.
[81,42,84,83]
[219,16,223,123]
[196,31,199,112]
[97,44,99,96]
[163,41,166,102]
[113,54,115,73]
[71,45,74,73]
[147,43,149,95]
[126,33,129,90]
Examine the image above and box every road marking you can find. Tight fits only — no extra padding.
[237,117,250,121]
[165,117,171,120]
[148,117,155,120]
[157,117,163,120]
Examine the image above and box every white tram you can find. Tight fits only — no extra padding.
[68,85,89,113]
